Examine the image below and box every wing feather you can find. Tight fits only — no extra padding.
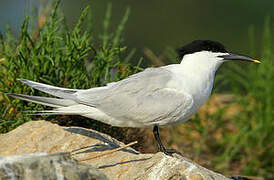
[18,79,80,99]
[76,67,194,126]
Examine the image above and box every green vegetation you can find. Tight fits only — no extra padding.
[0,1,272,179]
[0,1,142,140]
[215,16,273,178]
[167,16,273,179]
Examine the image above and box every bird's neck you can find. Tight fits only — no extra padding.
[176,57,223,107]
[178,59,219,92]
[180,55,222,74]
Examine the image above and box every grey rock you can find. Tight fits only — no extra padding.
[0,152,108,180]
[0,120,229,180]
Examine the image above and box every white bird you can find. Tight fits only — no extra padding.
[7,40,261,155]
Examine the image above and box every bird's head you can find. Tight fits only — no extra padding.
[177,40,261,71]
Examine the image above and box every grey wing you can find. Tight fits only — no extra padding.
[75,67,173,106]
[75,67,194,127]
[96,88,194,127]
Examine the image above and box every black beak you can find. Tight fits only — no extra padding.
[218,53,261,63]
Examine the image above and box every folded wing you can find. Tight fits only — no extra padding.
[76,68,194,126]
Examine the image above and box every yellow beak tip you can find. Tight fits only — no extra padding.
[253,60,261,64]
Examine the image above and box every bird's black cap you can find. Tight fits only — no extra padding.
[177,40,227,59]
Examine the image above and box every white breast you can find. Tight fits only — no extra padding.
[163,52,222,122]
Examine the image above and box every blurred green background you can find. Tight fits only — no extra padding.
[0,0,273,59]
[0,0,273,179]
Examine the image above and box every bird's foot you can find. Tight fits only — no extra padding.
[153,126,183,157]
[229,177,250,180]
[160,147,183,157]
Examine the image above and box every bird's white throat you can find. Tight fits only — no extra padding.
[172,51,226,108]
[180,51,225,73]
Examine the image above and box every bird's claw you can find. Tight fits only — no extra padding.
[161,148,183,157]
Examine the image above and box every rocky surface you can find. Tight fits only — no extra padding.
[0,120,229,180]
[0,153,108,180]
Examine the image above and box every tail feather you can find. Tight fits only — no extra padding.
[25,111,86,116]
[17,79,81,99]
[6,93,76,108]
[6,79,100,117]
[25,104,97,115]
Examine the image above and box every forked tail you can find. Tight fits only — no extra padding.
[6,79,90,115]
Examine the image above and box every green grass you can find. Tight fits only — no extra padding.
[214,16,273,178]
[168,16,273,179]
[0,1,143,139]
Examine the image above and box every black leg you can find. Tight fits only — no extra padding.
[229,177,250,180]
[153,125,166,152]
[153,125,182,156]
